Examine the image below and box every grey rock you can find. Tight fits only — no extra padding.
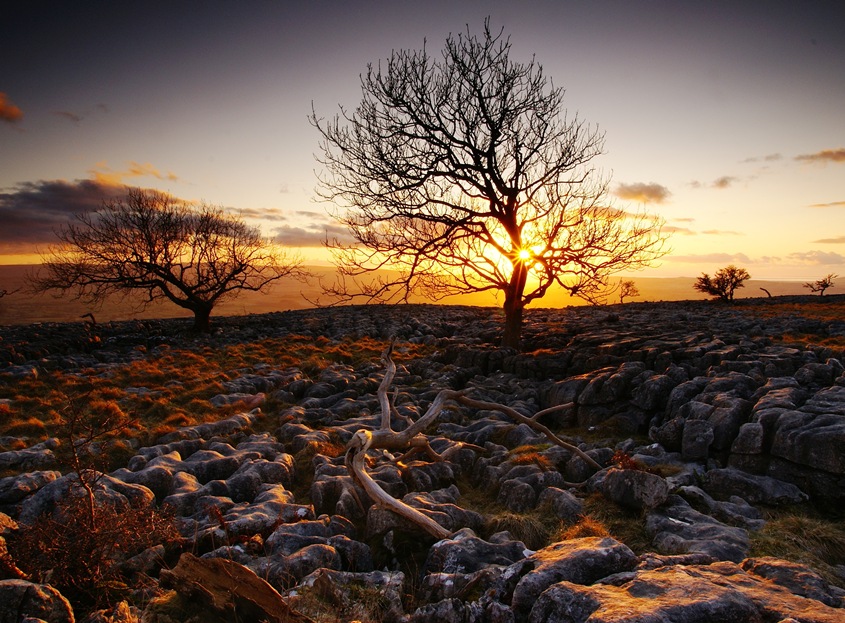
[701,467,809,505]
[646,495,750,562]
[0,471,61,505]
[681,418,714,461]
[424,528,529,574]
[510,536,638,620]
[600,468,669,510]
[0,580,74,623]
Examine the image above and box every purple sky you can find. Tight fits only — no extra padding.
[2,1,844,279]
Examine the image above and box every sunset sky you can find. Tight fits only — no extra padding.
[2,1,844,280]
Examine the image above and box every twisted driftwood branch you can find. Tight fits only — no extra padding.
[344,342,602,538]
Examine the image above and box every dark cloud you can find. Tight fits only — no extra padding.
[788,250,845,265]
[670,252,752,264]
[54,111,83,124]
[711,176,737,189]
[814,236,845,244]
[232,207,289,222]
[808,200,845,208]
[0,179,125,249]
[0,92,23,123]
[614,182,671,204]
[273,223,354,247]
[795,148,845,164]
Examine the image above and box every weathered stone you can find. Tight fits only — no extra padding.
[424,528,529,574]
[647,495,750,562]
[0,471,61,505]
[600,468,669,510]
[681,418,714,461]
[528,561,845,623]
[701,467,808,505]
[741,557,845,608]
[537,487,583,523]
[0,579,74,623]
[510,536,638,620]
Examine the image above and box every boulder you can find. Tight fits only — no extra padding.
[528,561,845,623]
[424,528,529,574]
[701,467,808,505]
[0,579,74,623]
[646,495,750,562]
[600,468,669,510]
[509,536,638,620]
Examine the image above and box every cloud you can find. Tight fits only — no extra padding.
[273,223,354,247]
[711,176,737,189]
[54,111,83,124]
[232,206,289,222]
[742,153,782,163]
[90,161,179,185]
[0,92,23,123]
[814,236,845,244]
[0,179,125,250]
[808,200,845,208]
[673,217,696,223]
[787,250,845,265]
[702,229,743,236]
[795,148,845,164]
[670,252,752,264]
[662,226,695,236]
[614,182,671,204]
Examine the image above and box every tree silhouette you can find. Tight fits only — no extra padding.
[311,21,666,348]
[693,265,750,302]
[618,279,640,304]
[31,188,304,331]
[803,273,836,296]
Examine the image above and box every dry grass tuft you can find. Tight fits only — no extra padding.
[750,511,845,588]
[483,512,550,550]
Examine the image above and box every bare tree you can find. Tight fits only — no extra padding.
[693,265,750,302]
[311,21,666,348]
[804,273,837,296]
[618,279,640,304]
[31,188,304,331]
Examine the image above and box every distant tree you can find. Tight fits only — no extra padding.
[803,273,837,296]
[618,279,640,304]
[311,20,666,349]
[693,265,750,302]
[31,188,304,331]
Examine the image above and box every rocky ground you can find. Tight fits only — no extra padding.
[0,299,844,622]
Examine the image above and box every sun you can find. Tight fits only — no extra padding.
[517,248,532,262]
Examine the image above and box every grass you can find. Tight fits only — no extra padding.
[749,508,845,589]
[742,299,845,350]
[0,334,431,453]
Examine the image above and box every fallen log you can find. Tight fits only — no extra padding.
[160,553,315,623]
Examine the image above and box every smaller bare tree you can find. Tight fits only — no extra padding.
[618,279,640,304]
[31,188,305,332]
[693,265,750,302]
[804,273,837,296]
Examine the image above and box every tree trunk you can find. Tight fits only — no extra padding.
[192,305,213,332]
[501,262,528,349]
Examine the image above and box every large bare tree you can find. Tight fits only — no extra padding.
[32,188,304,331]
[312,21,666,348]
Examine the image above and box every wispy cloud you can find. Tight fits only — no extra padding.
[788,250,845,265]
[614,182,671,204]
[670,252,752,264]
[54,111,83,124]
[742,153,782,163]
[0,179,124,250]
[663,226,695,236]
[702,229,743,236]
[232,206,289,222]
[711,176,737,189]
[795,148,845,164]
[0,92,23,123]
[273,223,354,247]
[808,200,845,208]
[90,161,179,185]
[813,236,845,244]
